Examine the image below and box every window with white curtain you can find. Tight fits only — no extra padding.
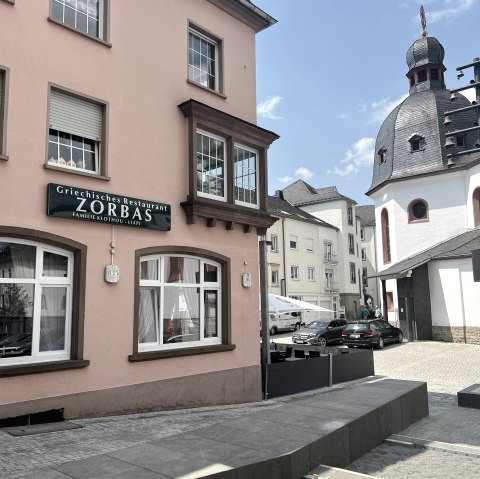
[138,254,222,351]
[0,239,72,366]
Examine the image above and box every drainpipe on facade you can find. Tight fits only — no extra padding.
[259,237,270,399]
[281,217,287,297]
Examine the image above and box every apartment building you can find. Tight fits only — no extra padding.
[282,181,363,319]
[356,205,380,309]
[0,0,278,419]
[266,194,339,323]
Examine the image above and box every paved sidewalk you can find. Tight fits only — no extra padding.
[346,341,480,479]
[1,341,479,479]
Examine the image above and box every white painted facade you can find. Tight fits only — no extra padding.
[360,220,381,308]
[267,215,339,323]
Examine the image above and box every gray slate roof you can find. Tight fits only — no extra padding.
[282,180,356,207]
[356,205,375,226]
[406,36,445,71]
[375,228,480,279]
[368,89,480,194]
[267,195,337,230]
[368,33,480,196]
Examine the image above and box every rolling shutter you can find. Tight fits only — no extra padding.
[50,90,103,141]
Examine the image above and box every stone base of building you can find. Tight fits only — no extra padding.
[432,326,480,345]
[0,365,261,421]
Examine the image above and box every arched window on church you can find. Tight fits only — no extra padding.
[473,187,480,227]
[408,199,429,223]
[381,208,391,264]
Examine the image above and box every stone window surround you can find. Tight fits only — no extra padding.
[178,99,278,235]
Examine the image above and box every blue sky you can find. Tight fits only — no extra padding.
[254,0,480,204]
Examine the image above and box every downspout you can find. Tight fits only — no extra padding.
[281,217,287,296]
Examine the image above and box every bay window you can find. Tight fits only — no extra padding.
[133,249,232,358]
[179,99,278,233]
[0,239,73,366]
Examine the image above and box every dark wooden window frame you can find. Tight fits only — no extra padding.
[409,135,424,152]
[381,208,391,264]
[0,226,88,377]
[129,246,234,362]
[473,187,480,227]
[408,198,429,223]
[386,291,394,312]
[0,67,8,161]
[178,99,279,235]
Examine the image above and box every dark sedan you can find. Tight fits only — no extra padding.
[342,320,403,349]
[292,319,347,346]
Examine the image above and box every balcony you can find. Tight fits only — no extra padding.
[323,254,338,264]
[323,282,340,293]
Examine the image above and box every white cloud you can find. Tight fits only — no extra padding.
[331,137,376,177]
[422,0,475,23]
[370,94,408,123]
[277,175,294,183]
[257,96,283,120]
[294,167,314,181]
[339,113,349,120]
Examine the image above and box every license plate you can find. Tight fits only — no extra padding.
[350,334,360,338]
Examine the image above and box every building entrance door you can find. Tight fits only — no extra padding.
[398,297,416,341]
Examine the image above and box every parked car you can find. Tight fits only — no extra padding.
[268,313,297,335]
[342,320,403,349]
[0,333,32,357]
[292,319,347,346]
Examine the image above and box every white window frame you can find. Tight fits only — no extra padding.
[350,262,356,283]
[362,248,367,261]
[196,129,227,202]
[271,269,279,286]
[188,27,220,92]
[360,227,365,241]
[306,237,314,253]
[48,87,105,176]
[289,235,298,250]
[362,267,368,287]
[138,254,222,352]
[0,238,73,367]
[51,0,106,39]
[348,234,355,255]
[307,267,315,282]
[325,269,334,289]
[270,235,278,252]
[290,265,299,281]
[234,143,259,209]
[347,205,353,225]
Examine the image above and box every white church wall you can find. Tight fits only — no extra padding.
[466,164,480,228]
[429,258,480,343]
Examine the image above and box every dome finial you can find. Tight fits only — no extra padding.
[420,4,428,37]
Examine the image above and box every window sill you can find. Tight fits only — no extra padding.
[0,359,89,378]
[45,163,111,181]
[0,154,8,161]
[186,79,227,99]
[129,344,236,362]
[48,17,112,48]
[408,218,429,224]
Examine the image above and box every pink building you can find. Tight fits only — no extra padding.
[0,0,277,420]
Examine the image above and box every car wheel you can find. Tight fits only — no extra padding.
[397,332,403,343]
[294,323,301,331]
[317,336,327,347]
[270,326,277,336]
[376,336,385,349]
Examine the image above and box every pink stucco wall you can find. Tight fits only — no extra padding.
[0,0,265,406]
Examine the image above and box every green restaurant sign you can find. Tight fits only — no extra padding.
[47,183,171,231]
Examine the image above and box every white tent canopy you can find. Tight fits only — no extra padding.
[268,294,334,315]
